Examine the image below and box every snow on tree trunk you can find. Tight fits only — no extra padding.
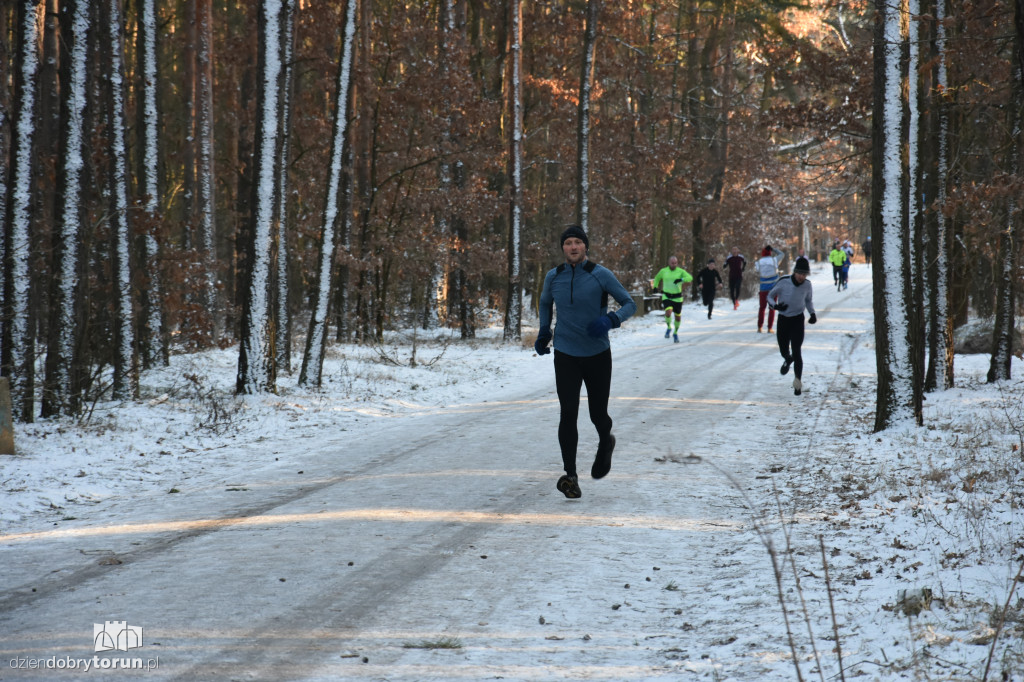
[108,0,136,401]
[576,0,599,231]
[907,0,919,286]
[929,0,954,390]
[299,0,357,387]
[237,0,284,394]
[906,0,925,415]
[872,0,917,430]
[138,0,164,369]
[987,6,1022,383]
[274,0,297,375]
[503,0,524,343]
[2,0,44,421]
[43,0,90,417]
[432,0,456,332]
[197,0,218,344]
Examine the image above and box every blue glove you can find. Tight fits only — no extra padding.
[587,312,620,337]
[534,327,552,355]
[808,313,817,324]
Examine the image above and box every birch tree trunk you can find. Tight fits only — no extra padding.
[299,0,357,387]
[42,0,89,417]
[237,0,283,394]
[1,0,44,421]
[576,0,600,231]
[502,0,524,343]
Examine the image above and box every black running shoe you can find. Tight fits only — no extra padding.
[557,475,581,499]
[793,378,802,396]
[780,358,793,375]
[592,434,616,479]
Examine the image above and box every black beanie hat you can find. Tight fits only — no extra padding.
[560,225,589,250]
[794,256,811,275]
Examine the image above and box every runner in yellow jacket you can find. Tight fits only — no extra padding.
[651,256,693,343]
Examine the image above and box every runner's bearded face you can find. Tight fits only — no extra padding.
[563,237,587,265]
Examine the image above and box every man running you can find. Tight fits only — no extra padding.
[651,256,692,343]
[535,225,637,499]
[724,246,746,310]
[829,240,848,289]
[767,256,817,396]
[697,259,723,319]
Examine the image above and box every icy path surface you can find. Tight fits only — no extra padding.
[1,268,877,680]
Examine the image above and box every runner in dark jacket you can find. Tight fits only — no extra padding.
[724,247,746,310]
[697,259,723,319]
[535,225,637,499]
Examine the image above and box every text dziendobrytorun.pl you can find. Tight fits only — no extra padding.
[9,656,160,672]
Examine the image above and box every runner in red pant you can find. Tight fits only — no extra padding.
[755,245,784,333]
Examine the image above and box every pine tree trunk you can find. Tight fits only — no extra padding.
[237,0,283,395]
[196,0,219,344]
[300,0,357,387]
[2,0,44,421]
[273,0,297,375]
[924,0,954,391]
[906,0,926,417]
[987,3,1022,382]
[105,0,137,401]
[872,0,920,430]
[136,0,166,369]
[42,0,90,417]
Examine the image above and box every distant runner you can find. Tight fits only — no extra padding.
[651,256,693,343]
[724,247,746,310]
[755,245,785,334]
[697,259,724,319]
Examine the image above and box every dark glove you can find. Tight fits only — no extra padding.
[808,313,817,324]
[587,312,620,337]
[534,327,552,355]
[773,302,789,312]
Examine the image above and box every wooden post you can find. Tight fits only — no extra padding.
[0,377,14,454]
[0,376,14,450]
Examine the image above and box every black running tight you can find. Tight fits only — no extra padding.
[729,277,742,303]
[775,314,806,379]
[554,349,613,477]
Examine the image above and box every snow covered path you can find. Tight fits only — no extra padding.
[0,266,928,681]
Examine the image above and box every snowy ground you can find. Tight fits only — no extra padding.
[1,262,1022,681]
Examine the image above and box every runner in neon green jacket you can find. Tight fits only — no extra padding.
[651,256,693,343]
